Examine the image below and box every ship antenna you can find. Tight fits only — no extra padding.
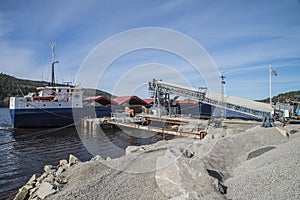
[51,42,59,87]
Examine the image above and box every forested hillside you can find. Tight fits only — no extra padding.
[1,72,298,108]
[0,73,112,107]
[257,90,300,104]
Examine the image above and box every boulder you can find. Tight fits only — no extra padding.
[29,187,39,198]
[23,183,34,191]
[56,176,68,184]
[13,187,29,200]
[155,146,224,199]
[14,174,38,200]
[54,175,68,191]
[91,155,103,161]
[36,182,57,199]
[125,146,142,154]
[44,165,55,173]
[37,173,48,183]
[155,149,183,198]
[44,174,55,185]
[68,154,81,167]
[25,174,37,188]
[27,174,37,184]
[155,161,183,198]
[56,166,65,176]
[59,159,68,166]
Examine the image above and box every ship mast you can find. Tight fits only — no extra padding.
[51,42,59,87]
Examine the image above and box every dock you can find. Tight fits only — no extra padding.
[82,115,207,139]
[81,78,283,139]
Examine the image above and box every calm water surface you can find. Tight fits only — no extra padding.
[0,108,168,200]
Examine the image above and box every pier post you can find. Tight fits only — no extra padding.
[83,117,88,129]
[92,120,100,133]
[88,120,92,134]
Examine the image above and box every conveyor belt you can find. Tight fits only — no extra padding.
[149,80,272,118]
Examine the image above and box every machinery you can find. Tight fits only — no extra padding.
[148,79,273,121]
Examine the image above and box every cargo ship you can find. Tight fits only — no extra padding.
[10,42,85,128]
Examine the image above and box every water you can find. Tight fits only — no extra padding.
[0,108,169,200]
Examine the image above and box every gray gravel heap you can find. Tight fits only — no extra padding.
[20,124,297,200]
[225,133,300,200]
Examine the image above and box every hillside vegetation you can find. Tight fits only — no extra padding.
[1,73,299,108]
[257,90,300,104]
[0,73,112,107]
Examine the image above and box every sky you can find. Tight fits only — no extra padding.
[0,0,299,100]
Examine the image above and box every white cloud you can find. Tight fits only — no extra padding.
[0,15,12,37]
[1,0,299,100]
[0,41,36,77]
[111,63,191,97]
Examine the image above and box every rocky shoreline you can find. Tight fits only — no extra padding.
[14,123,300,200]
[14,154,81,200]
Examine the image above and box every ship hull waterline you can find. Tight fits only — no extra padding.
[9,107,112,128]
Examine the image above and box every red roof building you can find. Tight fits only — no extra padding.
[113,96,148,106]
[143,98,154,105]
[83,96,117,106]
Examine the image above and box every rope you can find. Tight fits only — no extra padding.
[20,99,79,119]
[0,120,79,146]
[14,122,76,139]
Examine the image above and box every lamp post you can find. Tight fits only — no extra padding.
[269,64,277,105]
[221,71,228,119]
[269,64,272,105]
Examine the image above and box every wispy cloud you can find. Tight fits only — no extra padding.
[0,41,39,77]
[0,14,12,37]
[0,0,299,100]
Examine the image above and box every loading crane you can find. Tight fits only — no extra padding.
[148,79,272,119]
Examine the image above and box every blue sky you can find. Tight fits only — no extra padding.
[0,0,299,100]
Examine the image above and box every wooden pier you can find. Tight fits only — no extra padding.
[82,116,207,140]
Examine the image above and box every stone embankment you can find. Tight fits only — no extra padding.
[14,154,81,200]
[14,123,300,200]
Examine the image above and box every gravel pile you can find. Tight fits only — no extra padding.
[13,123,298,200]
[226,133,300,199]
[46,147,168,200]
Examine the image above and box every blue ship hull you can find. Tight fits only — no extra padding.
[10,107,112,128]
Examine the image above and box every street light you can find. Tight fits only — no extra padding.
[221,71,228,119]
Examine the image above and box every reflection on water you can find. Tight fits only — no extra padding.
[0,127,92,200]
[0,108,171,199]
[79,126,168,159]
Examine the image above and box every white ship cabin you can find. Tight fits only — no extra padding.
[10,86,83,110]
[23,86,83,103]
